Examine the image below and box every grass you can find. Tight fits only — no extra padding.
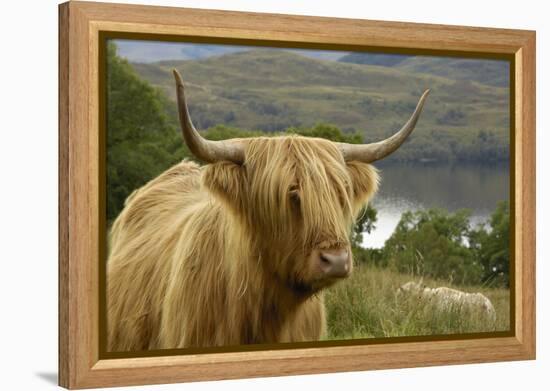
[324,264,510,340]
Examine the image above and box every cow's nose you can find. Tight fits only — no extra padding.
[318,249,351,278]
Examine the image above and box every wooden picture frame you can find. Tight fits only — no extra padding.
[59,1,536,388]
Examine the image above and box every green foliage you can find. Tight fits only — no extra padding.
[203,124,264,140]
[375,204,510,287]
[352,246,385,268]
[383,209,484,285]
[286,123,363,144]
[351,205,378,248]
[106,42,184,220]
[470,201,511,286]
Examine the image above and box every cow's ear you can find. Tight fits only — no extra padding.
[202,161,246,210]
[346,162,380,212]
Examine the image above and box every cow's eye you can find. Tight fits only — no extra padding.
[289,189,300,206]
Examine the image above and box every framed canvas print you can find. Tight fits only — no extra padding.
[58,1,536,389]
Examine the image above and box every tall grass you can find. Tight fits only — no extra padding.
[324,265,510,340]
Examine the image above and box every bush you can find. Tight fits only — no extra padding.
[382,209,484,285]
[106,43,183,221]
[437,108,467,126]
[469,201,510,287]
[286,123,363,144]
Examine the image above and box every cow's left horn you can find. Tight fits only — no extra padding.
[337,89,430,163]
[173,69,245,164]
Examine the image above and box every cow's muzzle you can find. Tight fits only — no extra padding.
[316,248,351,279]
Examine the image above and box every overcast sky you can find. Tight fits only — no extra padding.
[112,39,350,63]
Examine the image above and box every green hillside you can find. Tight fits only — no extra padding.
[395,57,509,88]
[338,52,509,88]
[339,52,409,67]
[129,49,510,162]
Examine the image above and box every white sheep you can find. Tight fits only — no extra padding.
[397,280,497,325]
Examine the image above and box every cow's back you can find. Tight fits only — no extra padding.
[107,160,204,351]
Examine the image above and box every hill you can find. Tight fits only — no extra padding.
[395,57,509,88]
[129,49,510,162]
[339,52,509,88]
[113,40,247,63]
[114,39,347,63]
[339,52,409,67]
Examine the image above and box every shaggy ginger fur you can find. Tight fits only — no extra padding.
[107,136,379,351]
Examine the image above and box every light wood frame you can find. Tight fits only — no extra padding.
[59,1,536,388]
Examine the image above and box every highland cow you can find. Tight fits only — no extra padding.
[106,69,429,351]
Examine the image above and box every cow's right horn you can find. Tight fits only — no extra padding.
[337,89,430,163]
[173,69,245,164]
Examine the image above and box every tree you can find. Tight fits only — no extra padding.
[383,208,483,285]
[470,201,510,286]
[351,204,378,248]
[350,204,382,267]
[286,123,363,144]
[106,42,183,221]
[203,124,263,140]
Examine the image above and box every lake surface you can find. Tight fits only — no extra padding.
[362,162,510,248]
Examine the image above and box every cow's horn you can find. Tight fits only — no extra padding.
[173,69,245,164]
[337,89,430,163]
